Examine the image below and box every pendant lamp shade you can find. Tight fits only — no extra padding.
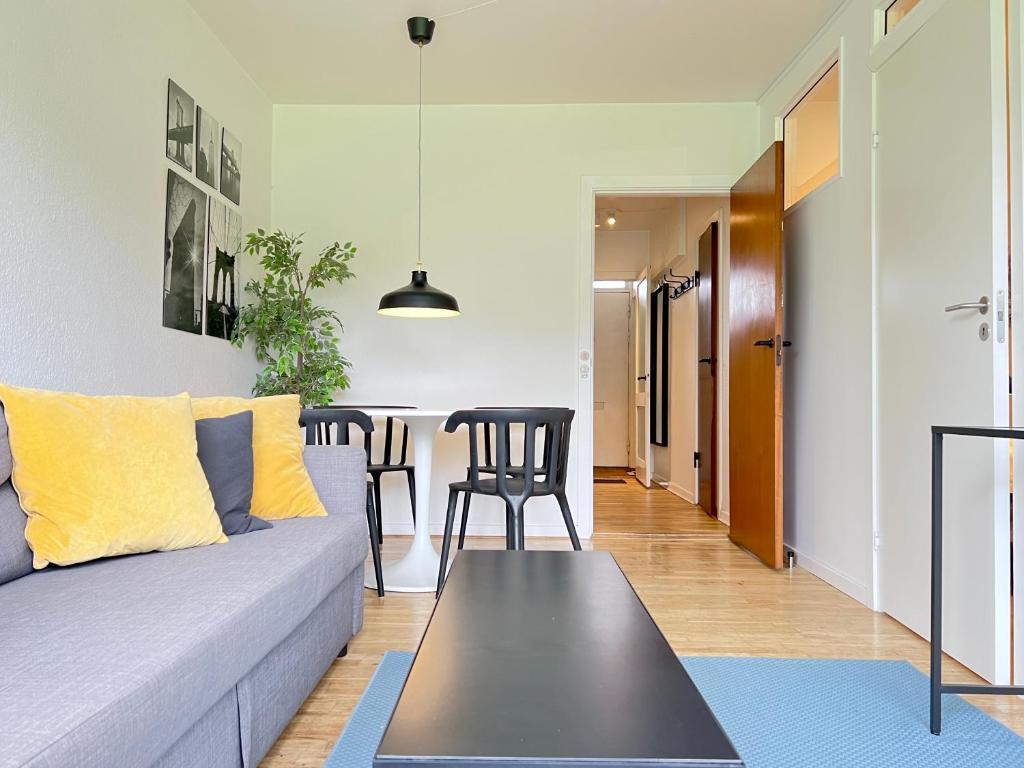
[378,16,460,319]
[378,270,460,318]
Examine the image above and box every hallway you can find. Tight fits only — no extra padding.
[594,468,725,537]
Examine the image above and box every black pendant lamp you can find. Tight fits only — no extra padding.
[378,17,461,319]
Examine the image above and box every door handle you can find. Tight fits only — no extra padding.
[944,296,989,315]
[754,338,775,348]
[698,357,712,364]
[637,375,647,381]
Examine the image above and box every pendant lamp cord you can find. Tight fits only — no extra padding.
[416,42,424,271]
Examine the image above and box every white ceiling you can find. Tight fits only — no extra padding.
[186,0,845,105]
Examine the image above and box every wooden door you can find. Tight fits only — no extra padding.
[729,142,785,568]
[877,0,1011,683]
[697,222,718,517]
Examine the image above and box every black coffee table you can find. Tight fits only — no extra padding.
[374,550,743,768]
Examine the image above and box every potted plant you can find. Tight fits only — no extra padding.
[232,229,357,406]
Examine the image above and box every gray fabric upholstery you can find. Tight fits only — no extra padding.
[152,688,242,768]
[0,444,369,768]
[304,444,368,519]
[237,574,358,766]
[0,403,11,486]
[0,482,32,586]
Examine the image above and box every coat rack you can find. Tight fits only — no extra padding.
[659,268,699,300]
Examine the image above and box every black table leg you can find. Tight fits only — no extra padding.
[930,432,943,735]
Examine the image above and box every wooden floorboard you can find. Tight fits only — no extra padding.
[259,478,1024,767]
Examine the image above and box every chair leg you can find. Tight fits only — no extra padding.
[556,491,582,551]
[437,489,460,598]
[458,488,472,550]
[366,489,384,597]
[517,503,526,551]
[504,503,514,550]
[371,474,384,546]
[506,501,524,551]
[405,467,417,522]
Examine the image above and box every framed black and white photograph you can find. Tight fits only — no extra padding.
[220,127,241,205]
[163,169,208,335]
[195,106,219,189]
[205,198,242,340]
[165,79,195,172]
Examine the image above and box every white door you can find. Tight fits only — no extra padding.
[877,0,1010,683]
[632,271,652,487]
[593,289,630,467]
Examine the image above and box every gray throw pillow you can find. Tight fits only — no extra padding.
[0,481,32,585]
[195,411,272,536]
[0,403,11,486]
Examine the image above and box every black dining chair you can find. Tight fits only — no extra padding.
[456,406,572,550]
[317,406,417,546]
[437,408,580,596]
[298,408,384,597]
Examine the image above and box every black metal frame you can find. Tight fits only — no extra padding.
[929,424,1024,735]
[650,284,669,447]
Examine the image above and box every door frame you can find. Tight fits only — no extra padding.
[576,176,735,539]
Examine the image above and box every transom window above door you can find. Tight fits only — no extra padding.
[884,0,922,34]
[783,61,840,209]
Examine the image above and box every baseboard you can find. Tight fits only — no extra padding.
[717,508,730,525]
[785,544,871,607]
[666,482,696,504]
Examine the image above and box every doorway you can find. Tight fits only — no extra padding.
[589,192,730,536]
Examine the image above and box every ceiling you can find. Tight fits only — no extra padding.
[186,0,845,105]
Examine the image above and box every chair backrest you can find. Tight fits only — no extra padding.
[446,408,573,502]
[473,406,564,471]
[315,405,413,466]
[299,408,373,448]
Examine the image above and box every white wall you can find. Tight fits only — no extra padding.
[0,0,271,396]
[272,102,757,537]
[595,231,649,280]
[757,0,875,605]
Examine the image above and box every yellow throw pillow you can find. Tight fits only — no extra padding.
[0,385,226,569]
[190,394,325,520]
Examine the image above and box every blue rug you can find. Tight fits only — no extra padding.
[325,652,1024,767]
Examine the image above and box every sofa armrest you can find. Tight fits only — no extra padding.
[304,445,367,519]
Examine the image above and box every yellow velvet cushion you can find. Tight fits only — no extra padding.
[0,385,226,569]
[190,395,325,520]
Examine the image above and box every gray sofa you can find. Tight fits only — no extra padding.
[0,440,369,768]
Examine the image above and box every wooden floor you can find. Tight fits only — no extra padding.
[259,478,1024,767]
[594,467,721,536]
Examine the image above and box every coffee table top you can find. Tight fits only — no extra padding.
[375,550,743,768]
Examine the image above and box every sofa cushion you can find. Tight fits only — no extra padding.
[0,402,11,485]
[0,385,226,568]
[0,512,367,768]
[191,395,326,520]
[196,411,271,536]
[0,481,32,586]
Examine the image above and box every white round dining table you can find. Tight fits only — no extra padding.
[358,408,453,593]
